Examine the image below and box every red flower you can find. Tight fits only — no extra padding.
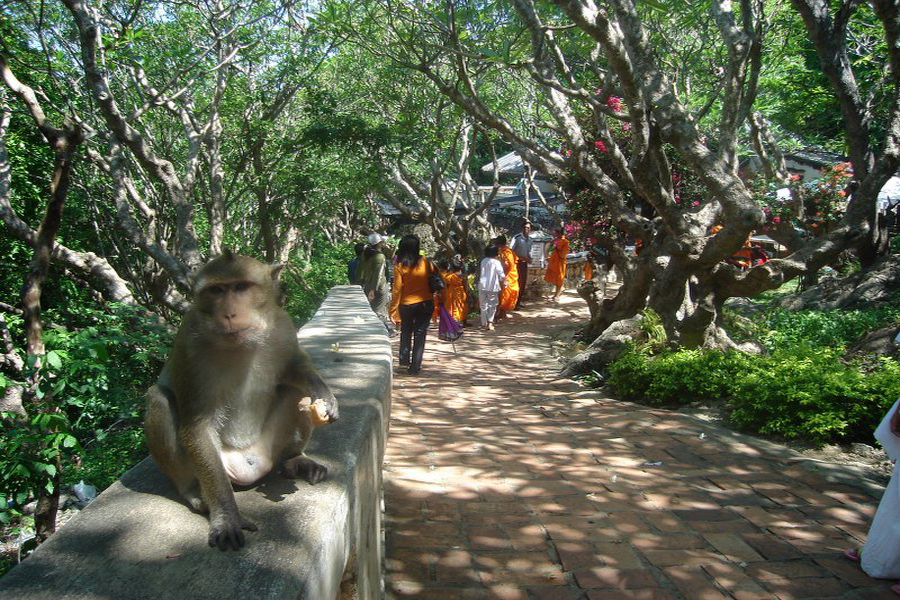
[773,217,781,224]
[594,140,608,153]
[606,96,623,112]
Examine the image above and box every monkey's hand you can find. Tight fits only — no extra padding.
[208,510,258,551]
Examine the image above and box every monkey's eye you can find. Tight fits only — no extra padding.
[234,281,252,292]
[207,284,225,295]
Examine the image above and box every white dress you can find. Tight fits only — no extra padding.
[862,398,900,578]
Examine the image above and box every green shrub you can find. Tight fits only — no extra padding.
[608,346,751,405]
[607,343,900,446]
[727,348,900,444]
[761,307,900,352]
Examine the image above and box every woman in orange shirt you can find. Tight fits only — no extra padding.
[544,227,570,301]
[390,234,436,375]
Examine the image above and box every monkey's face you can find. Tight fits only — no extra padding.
[191,253,283,348]
[195,280,272,348]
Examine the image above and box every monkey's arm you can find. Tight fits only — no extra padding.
[179,418,258,550]
[279,344,339,424]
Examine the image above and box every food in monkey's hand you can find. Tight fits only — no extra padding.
[300,396,333,426]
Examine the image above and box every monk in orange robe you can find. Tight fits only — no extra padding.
[496,235,519,315]
[544,227,569,301]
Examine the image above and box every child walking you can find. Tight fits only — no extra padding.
[478,245,505,331]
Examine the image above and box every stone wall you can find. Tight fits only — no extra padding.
[0,286,392,600]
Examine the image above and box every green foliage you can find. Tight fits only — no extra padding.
[607,297,900,445]
[636,309,667,352]
[607,347,751,405]
[72,428,147,491]
[283,239,357,324]
[760,306,900,352]
[0,305,171,524]
[728,349,900,444]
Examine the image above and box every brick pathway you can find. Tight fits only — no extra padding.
[384,290,893,599]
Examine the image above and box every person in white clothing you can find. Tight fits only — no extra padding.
[845,399,900,595]
[478,245,505,331]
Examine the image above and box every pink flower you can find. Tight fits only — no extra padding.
[671,173,681,184]
[621,122,631,132]
[606,96,622,112]
[773,217,781,224]
[594,140,607,153]
[692,201,700,207]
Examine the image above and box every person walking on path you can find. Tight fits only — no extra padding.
[510,221,532,309]
[477,245,505,331]
[347,241,365,284]
[844,399,900,594]
[357,233,393,334]
[544,226,570,302]
[441,255,469,326]
[390,234,436,375]
[495,235,519,319]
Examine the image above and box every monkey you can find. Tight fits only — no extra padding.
[144,250,339,551]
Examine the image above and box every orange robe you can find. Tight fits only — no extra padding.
[498,246,519,311]
[441,272,468,323]
[584,261,593,281]
[544,237,570,287]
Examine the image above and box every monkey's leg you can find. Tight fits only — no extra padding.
[144,385,206,512]
[269,389,329,485]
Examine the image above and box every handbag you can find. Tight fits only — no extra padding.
[427,259,445,293]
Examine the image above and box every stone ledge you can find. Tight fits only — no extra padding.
[0,285,391,600]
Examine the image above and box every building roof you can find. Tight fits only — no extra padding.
[481,151,527,176]
[784,149,846,168]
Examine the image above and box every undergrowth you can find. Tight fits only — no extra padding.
[604,294,900,446]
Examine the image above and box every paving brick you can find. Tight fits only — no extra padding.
[572,566,659,589]
[745,560,829,580]
[630,532,706,551]
[387,582,488,599]
[672,508,740,522]
[542,516,622,542]
[586,590,678,600]
[702,532,765,562]
[815,556,883,587]
[731,505,807,529]
[690,518,759,534]
[525,588,586,600]
[662,565,730,599]
[757,575,849,598]
[642,549,728,568]
[484,584,529,600]
[738,534,802,562]
[701,562,773,600]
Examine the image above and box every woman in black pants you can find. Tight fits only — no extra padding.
[389,234,436,375]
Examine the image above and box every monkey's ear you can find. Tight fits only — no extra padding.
[222,247,235,261]
[270,263,285,282]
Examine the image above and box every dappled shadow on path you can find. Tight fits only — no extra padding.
[383,291,891,599]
